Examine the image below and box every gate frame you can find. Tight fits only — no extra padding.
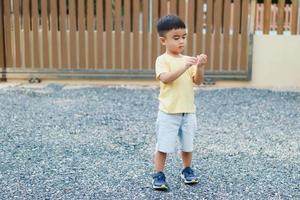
[0,0,7,82]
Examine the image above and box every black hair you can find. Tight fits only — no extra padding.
[156,15,186,37]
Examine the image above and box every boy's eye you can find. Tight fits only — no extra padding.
[173,36,186,40]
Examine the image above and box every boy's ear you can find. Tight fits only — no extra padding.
[159,37,166,45]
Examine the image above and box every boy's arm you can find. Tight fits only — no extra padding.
[159,56,198,84]
[193,54,207,85]
[192,65,205,85]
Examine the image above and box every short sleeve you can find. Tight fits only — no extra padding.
[155,56,169,80]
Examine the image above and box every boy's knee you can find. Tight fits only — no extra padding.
[156,150,167,155]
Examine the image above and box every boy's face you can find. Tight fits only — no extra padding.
[160,28,187,55]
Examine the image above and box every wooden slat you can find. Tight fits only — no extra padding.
[32,0,40,67]
[124,0,131,69]
[231,0,241,71]
[263,0,271,34]
[240,0,249,72]
[87,0,95,68]
[213,0,222,71]
[160,0,168,17]
[178,0,186,23]
[142,0,149,69]
[96,0,103,68]
[78,0,86,68]
[151,0,159,69]
[41,0,49,68]
[4,0,13,67]
[277,0,285,34]
[160,0,168,54]
[23,0,31,67]
[50,0,58,68]
[60,0,68,68]
[187,0,195,56]
[169,0,177,15]
[0,1,5,69]
[69,0,77,68]
[105,0,112,68]
[222,0,231,71]
[178,0,187,54]
[133,0,140,68]
[205,0,213,70]
[13,0,21,67]
[196,0,204,55]
[250,0,256,33]
[114,0,122,68]
[291,0,299,35]
[254,2,257,32]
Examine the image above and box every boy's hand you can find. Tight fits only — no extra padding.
[196,54,207,67]
[184,54,207,69]
[184,56,199,69]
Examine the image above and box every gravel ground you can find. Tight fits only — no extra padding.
[0,84,299,200]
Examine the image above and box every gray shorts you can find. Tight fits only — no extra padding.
[155,111,197,153]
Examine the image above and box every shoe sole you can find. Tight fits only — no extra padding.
[152,180,169,191]
[153,185,169,191]
[180,174,199,185]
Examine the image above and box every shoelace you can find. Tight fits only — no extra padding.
[184,168,194,177]
[155,173,166,182]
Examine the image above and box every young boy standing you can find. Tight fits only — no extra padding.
[152,15,207,190]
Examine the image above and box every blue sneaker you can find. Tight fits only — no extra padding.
[181,167,199,184]
[152,172,169,191]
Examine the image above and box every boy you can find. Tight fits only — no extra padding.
[152,15,207,191]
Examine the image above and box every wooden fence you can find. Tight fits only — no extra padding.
[255,0,299,34]
[255,3,292,32]
[0,0,253,81]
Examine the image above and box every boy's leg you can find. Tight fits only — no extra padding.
[181,151,192,168]
[179,113,199,184]
[179,113,196,166]
[181,151,199,184]
[154,111,180,171]
[152,151,169,190]
[152,111,180,190]
[154,151,167,172]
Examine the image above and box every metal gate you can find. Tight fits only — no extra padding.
[0,0,252,81]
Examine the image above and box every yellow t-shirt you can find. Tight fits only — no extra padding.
[155,53,197,114]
